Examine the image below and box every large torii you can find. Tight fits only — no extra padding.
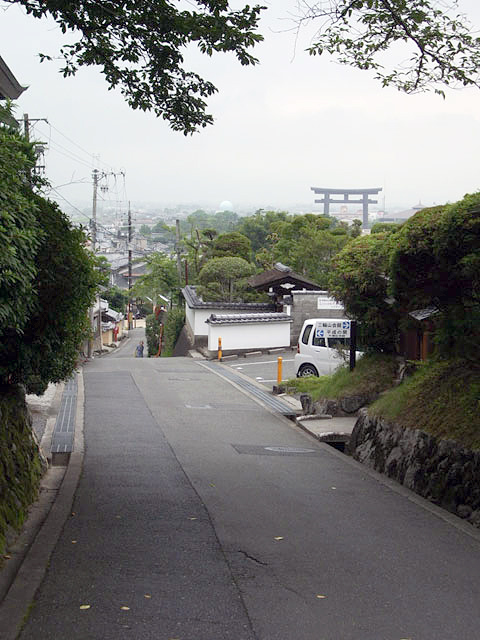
[311,186,382,228]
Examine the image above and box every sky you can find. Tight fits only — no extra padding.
[2,0,480,218]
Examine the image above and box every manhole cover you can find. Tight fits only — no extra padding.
[232,444,320,457]
[264,446,316,453]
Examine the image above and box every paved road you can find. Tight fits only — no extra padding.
[19,353,480,639]
[225,350,296,388]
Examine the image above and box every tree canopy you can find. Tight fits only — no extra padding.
[198,256,254,301]
[1,195,100,394]
[297,0,480,95]
[329,232,399,352]
[0,125,40,333]
[11,0,265,134]
[211,231,252,262]
[132,252,179,305]
[390,194,480,359]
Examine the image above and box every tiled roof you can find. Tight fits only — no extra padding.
[248,264,321,290]
[206,312,293,325]
[0,56,27,100]
[182,285,274,311]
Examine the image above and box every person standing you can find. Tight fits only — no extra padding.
[135,341,144,358]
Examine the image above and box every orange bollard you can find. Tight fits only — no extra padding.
[218,337,222,361]
[277,356,283,384]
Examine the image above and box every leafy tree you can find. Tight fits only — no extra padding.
[236,210,289,254]
[12,0,265,134]
[390,193,480,359]
[329,232,399,352]
[389,205,447,312]
[1,196,100,394]
[350,219,362,238]
[139,223,152,236]
[150,221,175,246]
[212,231,252,261]
[270,214,347,285]
[371,221,402,234]
[132,252,179,306]
[0,124,40,333]
[145,313,162,357]
[151,221,169,234]
[183,210,240,236]
[183,227,218,280]
[162,307,186,357]
[94,255,111,287]
[198,256,254,301]
[298,0,480,95]
[214,210,240,232]
[103,286,128,313]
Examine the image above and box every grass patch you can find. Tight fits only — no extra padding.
[370,358,480,450]
[286,353,398,402]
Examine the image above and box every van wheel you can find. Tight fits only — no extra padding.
[297,363,319,377]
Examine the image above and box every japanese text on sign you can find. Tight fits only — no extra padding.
[315,320,351,338]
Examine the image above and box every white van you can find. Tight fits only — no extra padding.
[295,318,358,377]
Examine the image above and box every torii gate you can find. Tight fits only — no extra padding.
[311,186,382,228]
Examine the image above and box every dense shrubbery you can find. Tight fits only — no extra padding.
[145,308,185,357]
[329,232,399,352]
[0,123,100,393]
[327,192,480,360]
[162,307,186,357]
[145,313,162,357]
[0,126,40,333]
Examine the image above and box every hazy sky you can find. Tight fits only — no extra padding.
[2,0,480,217]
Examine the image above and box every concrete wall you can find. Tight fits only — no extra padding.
[288,291,345,344]
[207,321,291,352]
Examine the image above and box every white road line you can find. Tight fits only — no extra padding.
[231,359,294,367]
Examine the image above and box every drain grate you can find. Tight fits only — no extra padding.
[201,362,297,418]
[50,375,77,464]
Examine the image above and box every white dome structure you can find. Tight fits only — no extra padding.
[218,200,234,211]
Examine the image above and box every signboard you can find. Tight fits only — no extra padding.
[315,320,351,339]
[317,295,343,310]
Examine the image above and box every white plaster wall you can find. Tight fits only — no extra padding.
[193,309,214,336]
[185,304,195,339]
[207,322,290,351]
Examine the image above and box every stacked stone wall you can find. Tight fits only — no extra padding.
[349,410,480,529]
[0,385,46,554]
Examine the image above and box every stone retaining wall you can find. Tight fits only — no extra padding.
[349,410,480,529]
[0,385,46,554]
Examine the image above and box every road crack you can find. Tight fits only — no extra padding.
[238,550,268,566]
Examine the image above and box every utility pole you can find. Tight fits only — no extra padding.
[175,219,183,284]
[128,202,133,330]
[22,113,47,181]
[23,113,29,141]
[91,169,99,250]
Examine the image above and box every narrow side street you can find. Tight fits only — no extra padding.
[17,347,480,639]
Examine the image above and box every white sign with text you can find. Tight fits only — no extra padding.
[315,320,351,339]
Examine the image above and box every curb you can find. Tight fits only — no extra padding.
[0,370,85,640]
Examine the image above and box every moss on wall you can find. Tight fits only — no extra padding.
[0,385,46,555]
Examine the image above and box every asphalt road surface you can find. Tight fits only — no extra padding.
[19,348,480,639]
[225,350,297,388]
